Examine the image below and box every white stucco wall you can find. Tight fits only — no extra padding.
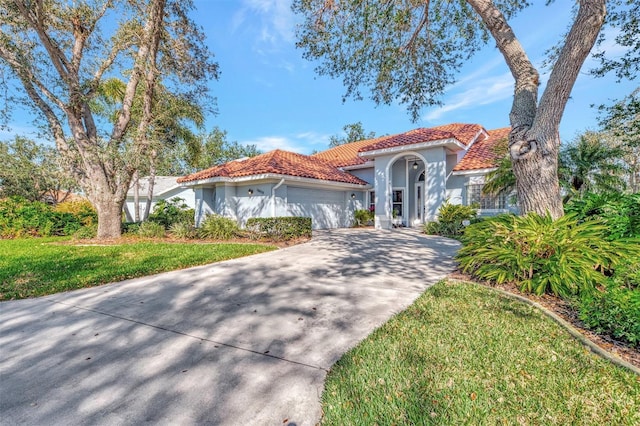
[191,181,366,230]
[125,186,196,222]
[348,167,374,184]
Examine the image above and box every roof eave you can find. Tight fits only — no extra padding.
[358,138,467,158]
[451,167,497,176]
[340,160,375,171]
[179,173,370,189]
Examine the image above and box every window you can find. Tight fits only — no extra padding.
[369,191,375,212]
[467,184,507,209]
[392,189,403,218]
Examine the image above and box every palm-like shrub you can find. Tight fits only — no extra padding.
[424,201,477,238]
[457,213,638,297]
[565,192,640,239]
[137,221,166,238]
[169,222,196,239]
[198,214,239,240]
[353,209,374,227]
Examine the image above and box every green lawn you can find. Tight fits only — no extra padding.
[321,281,640,425]
[0,237,276,300]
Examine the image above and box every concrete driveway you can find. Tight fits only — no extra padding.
[0,228,459,425]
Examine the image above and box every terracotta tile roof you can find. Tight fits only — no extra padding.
[431,123,487,146]
[453,127,511,172]
[312,123,485,167]
[177,149,369,185]
[360,123,486,153]
[311,136,388,168]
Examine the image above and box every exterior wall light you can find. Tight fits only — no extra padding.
[350,193,356,199]
[248,189,253,195]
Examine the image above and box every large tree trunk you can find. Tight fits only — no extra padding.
[94,196,125,239]
[510,129,563,217]
[469,0,606,219]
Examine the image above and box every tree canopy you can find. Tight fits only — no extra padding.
[0,136,78,203]
[328,121,376,148]
[0,0,217,238]
[293,0,631,219]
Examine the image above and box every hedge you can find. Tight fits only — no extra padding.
[246,217,312,241]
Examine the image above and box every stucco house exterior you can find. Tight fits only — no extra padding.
[177,123,515,230]
[125,176,196,222]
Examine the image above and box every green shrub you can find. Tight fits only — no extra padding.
[55,200,98,226]
[457,213,639,297]
[577,279,640,348]
[0,196,82,237]
[424,201,477,238]
[137,221,166,238]
[246,217,312,241]
[148,197,194,229]
[565,192,640,239]
[198,214,239,240]
[169,221,196,239]
[353,209,374,227]
[121,221,142,234]
[73,224,98,240]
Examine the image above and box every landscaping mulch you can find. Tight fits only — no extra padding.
[448,271,640,370]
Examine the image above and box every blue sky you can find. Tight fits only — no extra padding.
[3,1,636,155]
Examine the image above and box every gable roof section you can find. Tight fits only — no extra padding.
[177,149,368,185]
[311,137,387,168]
[452,127,511,172]
[360,123,486,153]
[312,123,486,167]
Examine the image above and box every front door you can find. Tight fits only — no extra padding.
[414,182,425,226]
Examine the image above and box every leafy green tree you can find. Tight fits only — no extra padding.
[0,0,217,238]
[92,77,206,220]
[559,131,627,197]
[293,0,622,219]
[598,88,640,192]
[328,122,376,148]
[0,137,77,203]
[482,137,515,198]
[182,127,261,172]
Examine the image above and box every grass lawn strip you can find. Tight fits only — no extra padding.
[0,237,276,300]
[321,280,640,425]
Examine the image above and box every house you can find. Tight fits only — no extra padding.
[125,176,196,221]
[177,123,515,230]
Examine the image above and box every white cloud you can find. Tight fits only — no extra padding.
[424,72,514,121]
[240,130,331,155]
[235,0,295,46]
[241,136,299,152]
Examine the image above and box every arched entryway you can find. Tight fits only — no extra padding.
[384,152,427,228]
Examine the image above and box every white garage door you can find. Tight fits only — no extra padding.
[287,187,347,229]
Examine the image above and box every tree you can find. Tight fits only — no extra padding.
[92,78,206,221]
[559,131,627,198]
[293,0,617,219]
[482,138,516,198]
[0,136,78,203]
[598,88,640,192]
[328,121,376,147]
[180,127,262,173]
[0,0,217,238]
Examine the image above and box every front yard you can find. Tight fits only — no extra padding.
[321,280,640,425]
[0,237,276,301]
